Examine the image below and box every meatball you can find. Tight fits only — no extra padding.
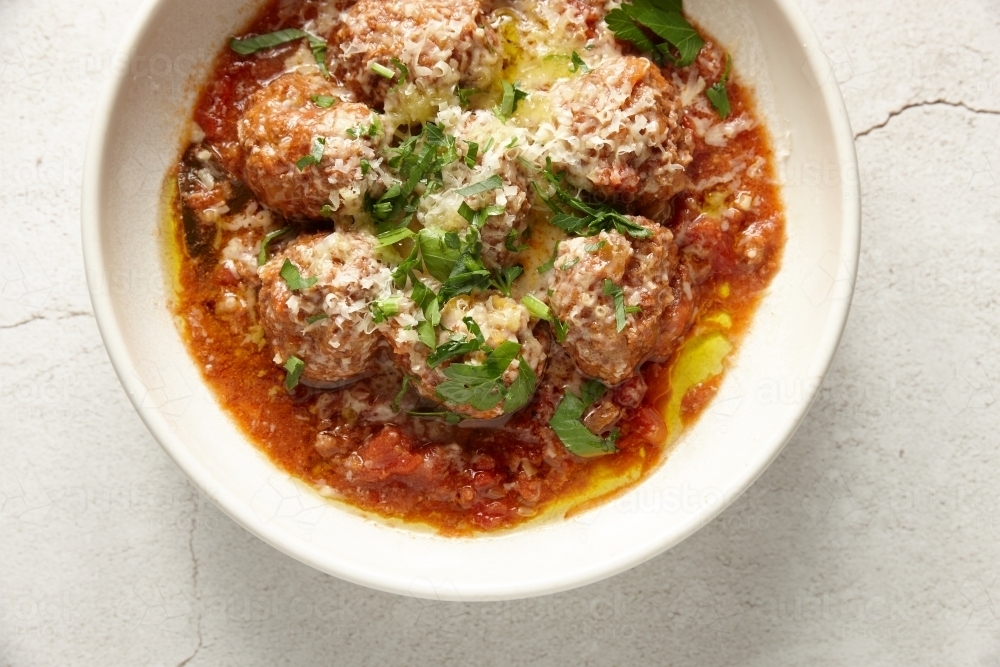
[385,292,548,419]
[548,217,677,385]
[237,71,386,221]
[417,112,531,268]
[537,56,693,216]
[327,0,501,119]
[257,231,397,386]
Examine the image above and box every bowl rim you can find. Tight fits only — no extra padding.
[81,0,861,600]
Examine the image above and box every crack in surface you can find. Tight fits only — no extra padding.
[0,311,92,330]
[177,511,204,667]
[855,99,1000,139]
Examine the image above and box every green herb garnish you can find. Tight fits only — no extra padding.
[605,0,704,67]
[492,265,523,298]
[305,312,328,325]
[457,87,478,108]
[520,294,569,343]
[369,296,402,323]
[493,81,528,123]
[549,380,619,457]
[456,175,504,197]
[311,95,338,108]
[391,376,411,412]
[230,29,330,78]
[505,229,528,253]
[257,227,291,266]
[602,279,641,333]
[435,341,534,413]
[705,54,732,119]
[295,136,325,170]
[369,62,395,79]
[283,355,305,391]
[280,259,318,291]
[569,51,590,73]
[533,158,652,239]
[537,241,560,274]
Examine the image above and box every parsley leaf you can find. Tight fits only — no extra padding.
[533,159,653,239]
[280,259,318,291]
[390,376,411,412]
[705,53,732,119]
[569,51,590,73]
[456,175,504,197]
[503,357,537,413]
[283,355,305,391]
[311,95,337,108]
[435,341,525,412]
[492,265,523,297]
[521,294,569,343]
[305,312,328,325]
[537,241,561,274]
[438,231,492,303]
[549,381,619,457]
[257,227,291,266]
[457,87,478,108]
[417,228,461,282]
[427,316,487,368]
[505,228,528,253]
[230,29,330,78]
[605,0,704,68]
[603,279,641,333]
[493,81,528,123]
[295,136,325,170]
[377,226,416,247]
[369,296,402,323]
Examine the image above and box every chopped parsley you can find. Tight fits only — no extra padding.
[369,61,395,79]
[464,141,479,168]
[569,51,590,73]
[279,259,318,291]
[283,355,305,391]
[376,226,416,247]
[520,294,569,343]
[369,296,402,323]
[505,228,528,253]
[427,317,486,367]
[257,227,291,266]
[537,241,561,274]
[295,136,325,170]
[604,0,704,67]
[493,81,528,123]
[305,312,328,325]
[585,240,607,253]
[549,380,619,457]
[492,265,524,298]
[458,202,505,229]
[230,28,330,78]
[311,95,337,108]
[435,341,536,413]
[456,175,504,197]
[456,87,478,108]
[389,58,409,91]
[706,54,732,119]
[390,376,411,412]
[602,279,641,333]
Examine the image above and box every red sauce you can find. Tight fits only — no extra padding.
[167,0,785,534]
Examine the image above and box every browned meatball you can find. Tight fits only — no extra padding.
[417,111,531,268]
[548,217,677,385]
[258,231,397,386]
[385,292,549,420]
[237,72,386,221]
[538,56,693,215]
[327,0,501,117]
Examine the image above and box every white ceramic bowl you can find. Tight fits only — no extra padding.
[82,0,860,600]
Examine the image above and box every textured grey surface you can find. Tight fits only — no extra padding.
[3,0,1000,664]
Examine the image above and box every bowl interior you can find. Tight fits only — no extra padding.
[82,0,859,600]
